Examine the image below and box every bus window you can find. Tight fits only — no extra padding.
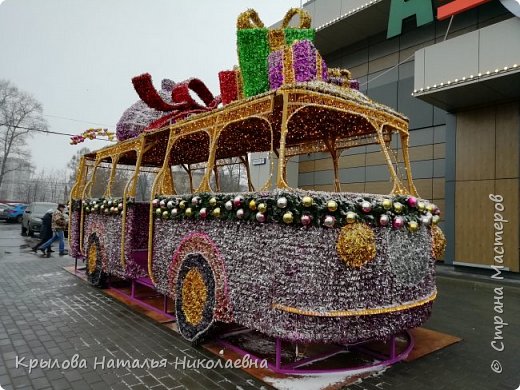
[171,163,205,194]
[88,161,112,198]
[134,168,160,201]
[168,132,210,193]
[213,157,249,193]
[215,117,273,192]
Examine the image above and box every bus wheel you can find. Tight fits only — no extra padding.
[86,235,107,288]
[175,253,216,343]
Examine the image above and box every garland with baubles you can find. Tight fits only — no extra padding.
[151,191,441,231]
[82,197,133,215]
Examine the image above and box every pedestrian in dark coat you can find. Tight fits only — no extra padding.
[39,204,67,257]
[31,210,54,254]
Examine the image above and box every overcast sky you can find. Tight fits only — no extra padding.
[0,0,303,174]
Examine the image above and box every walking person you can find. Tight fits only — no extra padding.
[39,204,68,257]
[31,209,54,255]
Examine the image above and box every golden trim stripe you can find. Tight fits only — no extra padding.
[272,289,437,317]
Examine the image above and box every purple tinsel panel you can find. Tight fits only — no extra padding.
[115,79,175,141]
[350,79,360,90]
[83,213,125,278]
[123,203,150,279]
[126,203,149,250]
[268,50,284,90]
[151,218,435,344]
[70,210,82,258]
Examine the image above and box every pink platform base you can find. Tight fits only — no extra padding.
[217,328,414,375]
[70,257,414,376]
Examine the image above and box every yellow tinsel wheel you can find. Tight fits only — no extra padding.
[181,269,208,326]
[85,234,106,288]
[336,223,376,268]
[175,254,216,343]
[87,244,97,274]
[432,225,447,260]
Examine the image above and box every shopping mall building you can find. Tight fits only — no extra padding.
[253,0,520,272]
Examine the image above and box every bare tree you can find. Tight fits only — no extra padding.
[0,80,47,190]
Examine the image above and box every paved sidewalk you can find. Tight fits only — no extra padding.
[1,222,519,390]
[0,224,268,390]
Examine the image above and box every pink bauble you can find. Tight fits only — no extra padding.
[301,214,312,226]
[323,215,335,228]
[199,208,208,219]
[393,216,404,229]
[407,196,417,208]
[256,212,266,223]
[379,214,390,226]
[233,196,244,208]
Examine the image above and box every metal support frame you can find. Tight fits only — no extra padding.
[217,330,414,375]
[112,276,175,320]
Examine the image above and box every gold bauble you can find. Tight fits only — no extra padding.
[417,201,425,211]
[209,197,217,207]
[212,207,221,218]
[185,208,193,217]
[382,199,392,210]
[258,203,267,213]
[407,221,419,232]
[179,200,187,209]
[302,196,313,208]
[327,200,338,212]
[283,212,294,224]
[249,200,257,211]
[336,223,376,268]
[346,211,357,224]
[393,202,403,213]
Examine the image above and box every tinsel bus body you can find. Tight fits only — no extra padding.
[69,187,444,344]
[68,47,445,344]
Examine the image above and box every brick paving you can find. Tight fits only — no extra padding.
[0,224,268,390]
[343,272,520,390]
[0,222,519,390]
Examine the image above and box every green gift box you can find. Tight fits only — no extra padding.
[237,8,315,98]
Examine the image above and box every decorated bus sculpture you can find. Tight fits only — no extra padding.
[69,8,446,374]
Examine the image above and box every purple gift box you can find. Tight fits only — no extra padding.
[268,40,328,89]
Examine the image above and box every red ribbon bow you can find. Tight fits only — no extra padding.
[131,73,221,131]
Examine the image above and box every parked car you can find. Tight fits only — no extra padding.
[21,202,57,237]
[0,204,27,223]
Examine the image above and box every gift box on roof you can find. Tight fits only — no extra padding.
[327,67,360,91]
[236,8,315,98]
[218,68,244,105]
[268,39,328,90]
[328,68,351,88]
